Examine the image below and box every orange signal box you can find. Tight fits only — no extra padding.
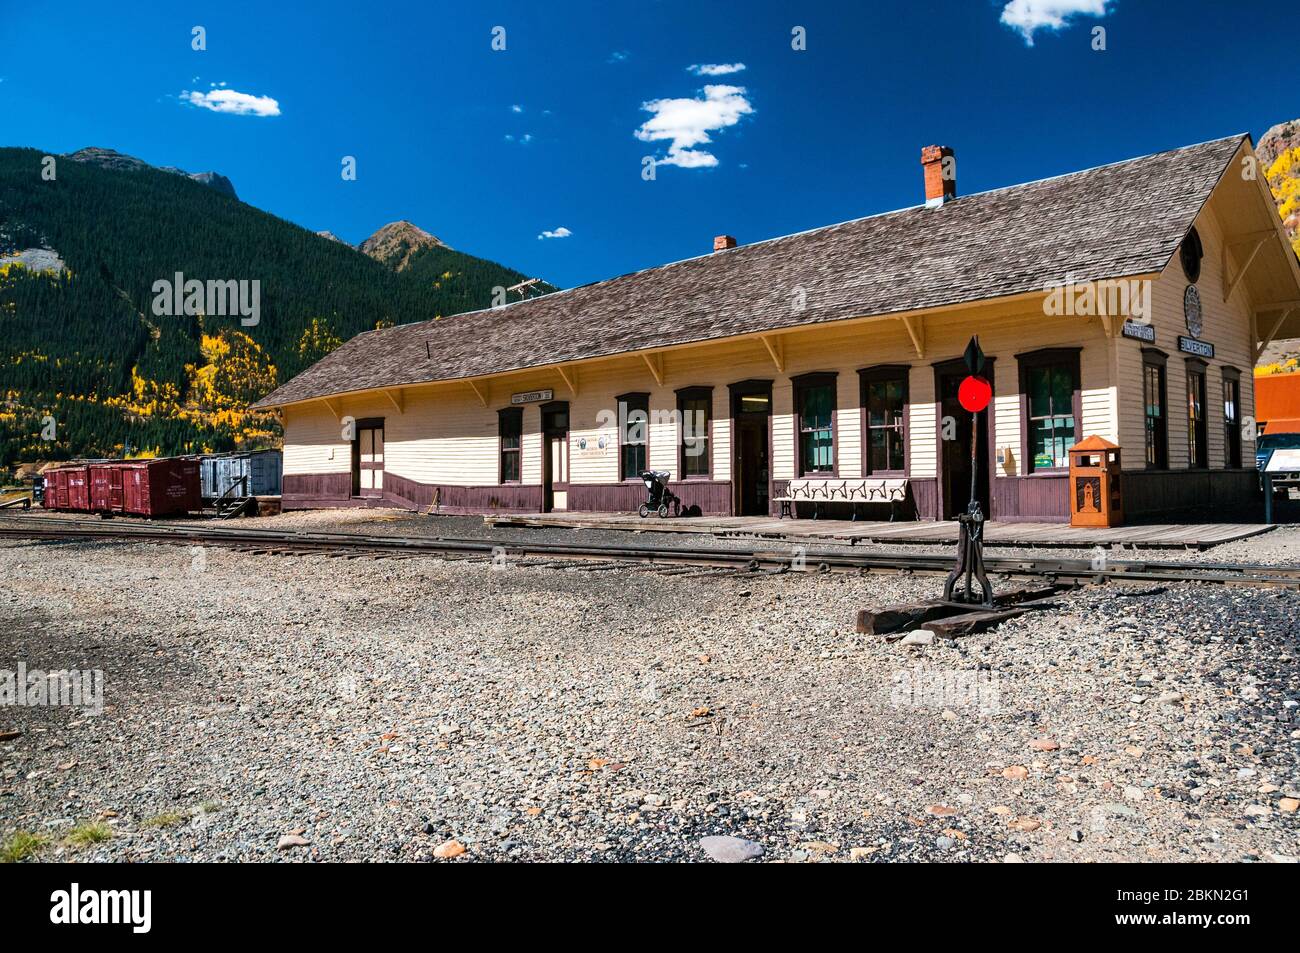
[1068,435,1123,528]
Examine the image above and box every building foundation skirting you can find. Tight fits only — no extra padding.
[1122,468,1260,518]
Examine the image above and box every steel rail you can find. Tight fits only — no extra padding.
[2,513,1298,588]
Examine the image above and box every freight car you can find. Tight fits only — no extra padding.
[198,449,282,501]
[43,459,200,518]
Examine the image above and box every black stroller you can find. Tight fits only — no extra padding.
[638,470,679,518]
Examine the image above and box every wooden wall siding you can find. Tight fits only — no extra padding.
[568,480,733,515]
[1115,193,1257,473]
[384,471,543,513]
[278,291,1150,520]
[282,471,354,505]
[1123,469,1258,517]
[992,475,1070,522]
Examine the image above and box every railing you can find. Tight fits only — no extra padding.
[213,474,251,519]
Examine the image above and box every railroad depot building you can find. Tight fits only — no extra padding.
[254,135,1300,522]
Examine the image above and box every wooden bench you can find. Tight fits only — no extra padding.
[775,478,910,521]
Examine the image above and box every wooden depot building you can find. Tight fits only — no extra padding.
[253,135,1300,522]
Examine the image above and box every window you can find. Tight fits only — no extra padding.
[1186,361,1208,469]
[1019,349,1080,472]
[498,408,522,483]
[1142,349,1168,469]
[618,392,649,480]
[1222,369,1241,469]
[859,366,908,475]
[793,373,837,475]
[676,387,712,479]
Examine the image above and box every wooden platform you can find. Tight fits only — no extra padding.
[484,512,1275,550]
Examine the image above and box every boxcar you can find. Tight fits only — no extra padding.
[89,464,125,513]
[42,468,68,509]
[199,449,283,500]
[63,466,91,511]
[120,459,201,517]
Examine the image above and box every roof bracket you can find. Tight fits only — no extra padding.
[759,334,785,372]
[899,315,925,358]
[641,353,665,386]
[383,389,404,414]
[557,364,578,396]
[468,379,489,408]
[1223,236,1268,303]
[1255,308,1294,364]
[322,396,340,420]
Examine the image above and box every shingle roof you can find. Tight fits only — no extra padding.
[254,134,1245,409]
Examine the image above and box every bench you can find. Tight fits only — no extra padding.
[775,478,909,521]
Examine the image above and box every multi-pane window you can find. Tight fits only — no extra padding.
[676,388,711,479]
[1222,371,1241,469]
[794,375,836,475]
[1022,354,1078,471]
[861,368,907,474]
[498,408,522,483]
[1142,353,1168,469]
[619,393,649,480]
[1187,364,1208,469]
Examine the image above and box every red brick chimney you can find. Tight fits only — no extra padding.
[921,145,956,207]
[713,234,737,252]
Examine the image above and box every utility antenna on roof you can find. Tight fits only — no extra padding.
[507,278,544,299]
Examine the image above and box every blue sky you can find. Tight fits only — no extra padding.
[0,1,1290,288]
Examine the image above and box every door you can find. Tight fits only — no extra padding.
[541,402,569,512]
[108,466,124,511]
[936,364,991,520]
[730,381,772,516]
[352,421,385,497]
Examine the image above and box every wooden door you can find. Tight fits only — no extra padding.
[353,423,385,497]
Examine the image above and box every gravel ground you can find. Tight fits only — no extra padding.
[2,515,1298,863]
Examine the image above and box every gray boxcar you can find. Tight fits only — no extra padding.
[199,450,283,500]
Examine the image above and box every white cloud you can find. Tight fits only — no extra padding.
[538,226,572,240]
[511,104,523,113]
[1000,0,1111,46]
[608,51,629,63]
[180,87,280,117]
[635,84,754,169]
[687,63,746,76]
[504,133,534,144]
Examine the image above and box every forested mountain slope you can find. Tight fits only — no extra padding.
[0,147,549,466]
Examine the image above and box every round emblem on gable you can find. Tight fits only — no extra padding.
[1184,284,1203,339]
[1180,227,1203,283]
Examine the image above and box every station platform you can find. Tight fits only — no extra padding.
[485,512,1275,550]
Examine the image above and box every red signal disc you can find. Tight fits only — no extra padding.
[958,375,992,413]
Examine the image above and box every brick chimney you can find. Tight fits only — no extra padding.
[920,145,956,207]
[713,234,737,252]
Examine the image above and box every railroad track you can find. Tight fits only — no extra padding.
[1,513,1299,588]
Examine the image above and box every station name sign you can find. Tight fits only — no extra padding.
[1177,336,1214,358]
[511,389,554,405]
[1120,319,1155,343]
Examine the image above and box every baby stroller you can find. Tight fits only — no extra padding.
[638,470,679,518]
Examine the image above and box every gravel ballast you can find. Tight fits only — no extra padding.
[1,514,1298,863]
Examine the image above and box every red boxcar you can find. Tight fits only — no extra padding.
[42,468,67,509]
[89,464,126,513]
[120,459,200,517]
[62,466,91,511]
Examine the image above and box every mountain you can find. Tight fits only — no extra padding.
[0,146,551,468]
[66,147,238,199]
[359,220,448,270]
[1258,121,1300,369]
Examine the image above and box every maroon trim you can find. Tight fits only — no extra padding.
[791,371,839,478]
[1185,359,1209,469]
[497,406,523,485]
[1015,347,1081,476]
[1221,367,1242,469]
[540,400,570,511]
[674,385,714,481]
[858,364,911,478]
[933,357,998,521]
[615,392,650,482]
[1141,347,1169,470]
[728,379,773,516]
